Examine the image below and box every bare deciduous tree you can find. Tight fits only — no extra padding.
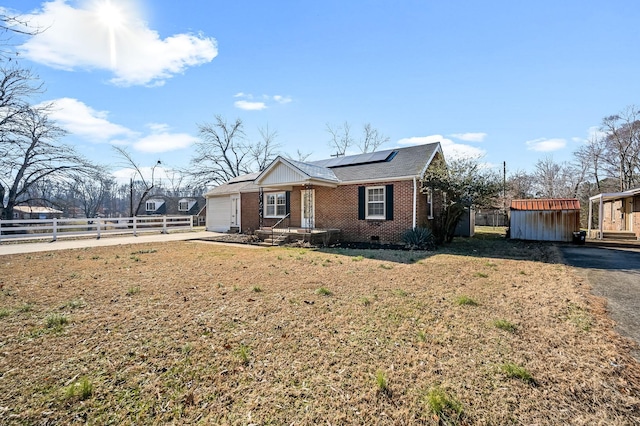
[0,105,92,219]
[326,121,389,155]
[574,134,606,193]
[325,121,353,156]
[360,123,390,153]
[249,124,281,172]
[113,146,161,216]
[190,115,282,186]
[190,116,248,186]
[599,106,640,191]
[72,169,113,218]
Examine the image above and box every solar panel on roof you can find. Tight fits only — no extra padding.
[311,149,397,168]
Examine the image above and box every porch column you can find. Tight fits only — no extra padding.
[587,198,592,238]
[598,196,604,240]
[258,187,264,229]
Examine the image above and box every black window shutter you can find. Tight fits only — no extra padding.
[285,191,291,215]
[385,184,394,220]
[358,186,365,220]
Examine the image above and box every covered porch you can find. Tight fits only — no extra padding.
[588,188,640,240]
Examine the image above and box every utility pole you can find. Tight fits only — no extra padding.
[129,178,134,217]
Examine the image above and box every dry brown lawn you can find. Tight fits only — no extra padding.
[0,231,639,425]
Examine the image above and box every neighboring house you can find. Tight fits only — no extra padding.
[205,143,444,244]
[509,199,580,242]
[588,187,640,240]
[13,206,63,220]
[137,196,205,218]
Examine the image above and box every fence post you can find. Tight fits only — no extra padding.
[133,216,137,237]
[190,215,193,231]
[52,217,57,241]
[97,218,101,239]
[0,219,2,242]
[162,216,167,234]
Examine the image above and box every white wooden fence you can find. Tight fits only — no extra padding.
[0,216,193,242]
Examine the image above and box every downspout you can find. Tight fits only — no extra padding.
[412,177,417,229]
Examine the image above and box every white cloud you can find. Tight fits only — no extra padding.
[45,97,137,142]
[273,95,292,104]
[397,134,485,159]
[133,131,198,153]
[234,100,267,111]
[233,92,292,110]
[46,98,196,153]
[449,132,487,142]
[525,138,566,152]
[18,0,217,86]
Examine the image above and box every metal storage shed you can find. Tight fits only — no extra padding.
[509,199,581,242]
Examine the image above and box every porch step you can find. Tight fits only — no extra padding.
[263,236,290,246]
[602,231,637,240]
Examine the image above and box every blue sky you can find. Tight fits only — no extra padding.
[2,0,639,184]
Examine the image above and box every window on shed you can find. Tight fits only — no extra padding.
[178,201,190,211]
[146,201,156,211]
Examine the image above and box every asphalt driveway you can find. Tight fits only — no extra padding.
[559,243,640,361]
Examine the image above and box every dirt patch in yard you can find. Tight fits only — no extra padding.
[0,234,639,424]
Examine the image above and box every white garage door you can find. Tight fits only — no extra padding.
[207,196,231,232]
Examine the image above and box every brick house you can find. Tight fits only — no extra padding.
[205,143,444,244]
[588,187,640,240]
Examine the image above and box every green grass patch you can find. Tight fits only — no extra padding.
[375,370,389,395]
[501,362,535,384]
[0,308,10,319]
[455,295,478,306]
[493,319,516,333]
[127,286,141,296]
[46,313,69,330]
[315,287,332,296]
[65,377,93,401]
[131,249,157,255]
[566,303,592,331]
[423,386,463,423]
[235,344,251,365]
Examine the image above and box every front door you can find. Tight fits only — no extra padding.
[230,196,240,227]
[625,198,633,232]
[301,189,315,229]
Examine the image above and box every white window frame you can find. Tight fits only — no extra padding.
[264,192,287,218]
[366,186,386,220]
[426,188,434,219]
[178,201,190,211]
[146,201,156,212]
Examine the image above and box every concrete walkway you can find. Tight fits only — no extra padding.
[0,231,224,256]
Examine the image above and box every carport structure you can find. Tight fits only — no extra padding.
[588,187,640,240]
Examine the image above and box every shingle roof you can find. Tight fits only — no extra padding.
[283,158,339,182]
[206,142,441,195]
[510,199,581,211]
[311,143,440,182]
